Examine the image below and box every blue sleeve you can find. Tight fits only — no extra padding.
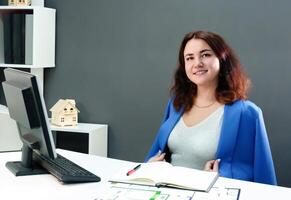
[254,109,277,185]
[217,101,277,185]
[144,98,173,162]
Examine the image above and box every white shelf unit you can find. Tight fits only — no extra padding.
[0,6,56,93]
[0,6,56,68]
[51,123,108,157]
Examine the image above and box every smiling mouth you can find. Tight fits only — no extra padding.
[194,70,208,75]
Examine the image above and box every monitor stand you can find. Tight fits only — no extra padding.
[6,134,48,176]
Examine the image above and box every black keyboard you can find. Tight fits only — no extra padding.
[34,153,101,183]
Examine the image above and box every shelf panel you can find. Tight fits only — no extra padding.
[0,64,55,68]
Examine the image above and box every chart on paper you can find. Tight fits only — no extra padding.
[94,183,240,200]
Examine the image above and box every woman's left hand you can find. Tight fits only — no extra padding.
[204,159,220,172]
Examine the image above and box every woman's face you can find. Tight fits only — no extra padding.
[183,38,220,89]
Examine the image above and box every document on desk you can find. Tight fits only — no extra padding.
[109,161,219,192]
[94,183,241,200]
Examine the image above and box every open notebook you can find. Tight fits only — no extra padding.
[109,161,219,192]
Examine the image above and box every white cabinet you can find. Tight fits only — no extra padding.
[51,123,108,157]
[0,6,56,68]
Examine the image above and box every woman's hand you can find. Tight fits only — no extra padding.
[204,159,220,172]
[148,150,166,162]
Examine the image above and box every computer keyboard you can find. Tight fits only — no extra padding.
[34,153,101,183]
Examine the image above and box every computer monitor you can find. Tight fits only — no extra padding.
[2,68,57,176]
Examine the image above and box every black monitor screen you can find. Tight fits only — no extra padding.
[2,68,56,175]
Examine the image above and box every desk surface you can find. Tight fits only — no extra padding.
[1,149,291,200]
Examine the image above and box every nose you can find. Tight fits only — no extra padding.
[194,57,203,68]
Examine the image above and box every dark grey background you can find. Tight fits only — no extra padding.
[0,0,290,187]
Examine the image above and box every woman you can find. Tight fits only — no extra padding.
[145,31,277,185]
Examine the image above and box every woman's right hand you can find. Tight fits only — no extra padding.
[148,150,166,162]
[203,159,220,172]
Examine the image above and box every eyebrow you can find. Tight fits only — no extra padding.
[184,49,213,57]
[200,49,212,53]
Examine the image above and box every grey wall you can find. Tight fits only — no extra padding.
[1,0,291,187]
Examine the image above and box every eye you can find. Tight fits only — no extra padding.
[201,53,211,58]
[185,56,193,61]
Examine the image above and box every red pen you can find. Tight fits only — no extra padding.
[126,164,141,176]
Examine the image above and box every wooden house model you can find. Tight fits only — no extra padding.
[8,0,31,6]
[50,99,80,127]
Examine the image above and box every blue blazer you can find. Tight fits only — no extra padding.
[145,99,277,185]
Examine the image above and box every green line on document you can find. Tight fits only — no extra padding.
[149,191,161,200]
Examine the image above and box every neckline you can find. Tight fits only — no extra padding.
[194,101,216,109]
[181,105,224,128]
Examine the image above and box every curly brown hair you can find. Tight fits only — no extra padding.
[171,31,251,112]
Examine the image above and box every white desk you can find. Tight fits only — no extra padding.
[1,150,291,200]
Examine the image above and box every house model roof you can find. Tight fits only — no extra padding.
[50,99,80,114]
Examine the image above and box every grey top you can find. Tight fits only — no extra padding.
[167,106,224,170]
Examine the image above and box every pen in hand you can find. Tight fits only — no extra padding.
[126,164,141,176]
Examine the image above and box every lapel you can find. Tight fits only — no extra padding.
[158,103,183,150]
[216,100,243,161]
